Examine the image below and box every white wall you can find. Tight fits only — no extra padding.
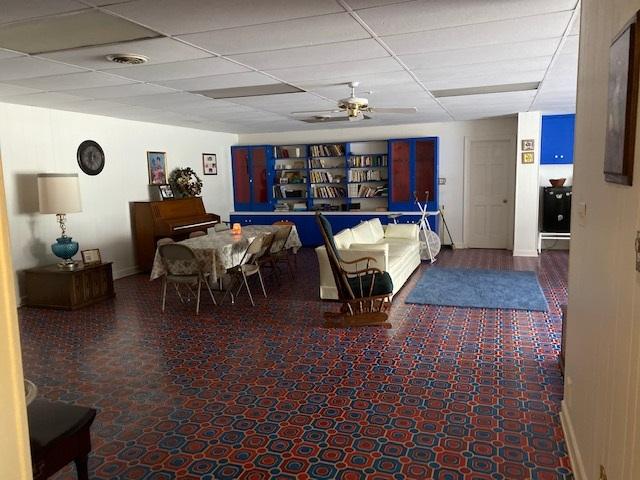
[563,0,640,479]
[239,117,518,248]
[0,102,237,299]
[513,112,542,256]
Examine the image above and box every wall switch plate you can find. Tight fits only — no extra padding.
[438,177,446,185]
[576,201,587,226]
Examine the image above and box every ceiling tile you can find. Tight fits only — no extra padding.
[383,11,573,55]
[0,56,86,81]
[64,82,177,99]
[2,91,86,108]
[109,91,215,108]
[106,0,343,35]
[299,70,416,91]
[266,57,403,83]
[400,38,561,70]
[158,71,280,91]
[41,37,211,70]
[229,39,389,70]
[440,90,536,110]
[345,0,415,8]
[5,71,135,91]
[0,82,42,97]
[0,10,159,54]
[413,57,552,83]
[100,57,249,82]
[357,0,576,36]
[0,48,24,60]
[0,1,87,25]
[178,13,369,55]
[560,36,579,56]
[423,70,546,91]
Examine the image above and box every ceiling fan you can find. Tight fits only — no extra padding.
[291,81,418,122]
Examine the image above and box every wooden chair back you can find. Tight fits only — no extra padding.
[315,213,354,300]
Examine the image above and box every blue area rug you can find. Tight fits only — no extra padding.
[406,267,549,311]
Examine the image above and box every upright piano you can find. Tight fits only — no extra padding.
[131,197,220,271]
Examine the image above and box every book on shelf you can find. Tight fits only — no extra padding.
[347,169,387,182]
[310,171,344,183]
[274,146,302,158]
[309,144,345,157]
[311,185,346,198]
[348,154,388,167]
[348,184,388,198]
[273,185,305,199]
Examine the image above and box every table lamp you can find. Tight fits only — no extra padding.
[37,173,82,269]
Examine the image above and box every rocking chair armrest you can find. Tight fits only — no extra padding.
[338,248,388,273]
[339,256,378,265]
[343,267,385,276]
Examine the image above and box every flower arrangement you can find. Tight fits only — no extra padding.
[169,167,203,197]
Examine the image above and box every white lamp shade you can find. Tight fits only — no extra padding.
[37,173,82,214]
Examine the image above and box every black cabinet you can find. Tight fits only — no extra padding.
[541,187,572,232]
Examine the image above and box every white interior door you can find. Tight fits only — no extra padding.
[464,138,515,249]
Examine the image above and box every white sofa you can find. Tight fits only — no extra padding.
[315,218,421,300]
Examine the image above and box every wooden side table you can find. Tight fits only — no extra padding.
[25,262,115,310]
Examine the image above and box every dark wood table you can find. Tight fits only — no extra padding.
[24,262,115,310]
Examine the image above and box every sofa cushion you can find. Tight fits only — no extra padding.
[385,223,419,240]
[387,241,418,260]
[368,218,385,242]
[352,222,376,244]
[334,229,354,249]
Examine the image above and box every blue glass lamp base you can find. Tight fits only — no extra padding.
[51,236,79,269]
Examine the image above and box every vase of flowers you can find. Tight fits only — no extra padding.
[169,167,203,198]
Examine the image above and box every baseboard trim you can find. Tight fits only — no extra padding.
[560,400,586,480]
[513,249,539,257]
[113,265,141,279]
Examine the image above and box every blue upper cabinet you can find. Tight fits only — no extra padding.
[541,114,575,164]
[388,137,439,211]
[231,145,273,211]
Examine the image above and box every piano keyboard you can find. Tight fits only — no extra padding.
[173,220,219,231]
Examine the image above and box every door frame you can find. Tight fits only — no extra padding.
[463,136,517,249]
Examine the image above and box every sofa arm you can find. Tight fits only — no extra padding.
[384,223,419,241]
[338,246,388,273]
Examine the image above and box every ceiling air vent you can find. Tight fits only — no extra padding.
[105,53,149,65]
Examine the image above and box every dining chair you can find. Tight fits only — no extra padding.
[221,235,268,306]
[267,224,294,276]
[189,230,207,238]
[158,243,216,314]
[214,222,231,232]
[272,221,297,269]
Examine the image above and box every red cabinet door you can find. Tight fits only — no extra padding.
[415,139,435,204]
[232,147,251,209]
[250,146,268,206]
[390,140,411,208]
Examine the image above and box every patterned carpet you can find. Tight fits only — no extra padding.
[19,248,572,479]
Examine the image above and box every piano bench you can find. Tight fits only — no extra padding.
[28,400,97,480]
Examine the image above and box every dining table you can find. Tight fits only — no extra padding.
[149,225,302,283]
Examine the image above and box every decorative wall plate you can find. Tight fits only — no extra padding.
[77,140,105,176]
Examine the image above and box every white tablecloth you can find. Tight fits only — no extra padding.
[149,225,301,282]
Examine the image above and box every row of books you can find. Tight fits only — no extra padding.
[273,186,306,199]
[311,185,346,198]
[309,158,343,168]
[349,155,388,167]
[348,185,388,197]
[309,171,343,183]
[348,169,387,182]
[310,144,345,157]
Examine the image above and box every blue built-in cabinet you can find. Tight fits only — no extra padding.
[231,145,273,211]
[388,137,439,211]
[541,114,575,164]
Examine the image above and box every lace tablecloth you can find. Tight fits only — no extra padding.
[149,225,301,282]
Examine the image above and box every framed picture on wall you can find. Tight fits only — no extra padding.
[604,10,640,185]
[147,151,167,185]
[203,153,217,175]
[521,139,535,151]
[521,152,534,164]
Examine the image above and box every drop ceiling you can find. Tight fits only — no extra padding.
[0,0,580,133]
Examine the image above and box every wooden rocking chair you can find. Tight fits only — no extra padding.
[315,212,393,328]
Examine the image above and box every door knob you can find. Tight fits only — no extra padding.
[502,199,508,203]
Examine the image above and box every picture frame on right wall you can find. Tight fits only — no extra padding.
[604,10,640,185]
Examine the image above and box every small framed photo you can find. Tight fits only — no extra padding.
[521,139,535,151]
[158,184,174,200]
[521,152,535,164]
[147,151,167,185]
[81,248,102,265]
[202,153,217,175]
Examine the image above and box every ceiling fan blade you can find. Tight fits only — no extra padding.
[368,107,418,114]
[290,109,343,115]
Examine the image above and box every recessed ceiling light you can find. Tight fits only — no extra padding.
[105,53,149,65]
[195,83,304,99]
